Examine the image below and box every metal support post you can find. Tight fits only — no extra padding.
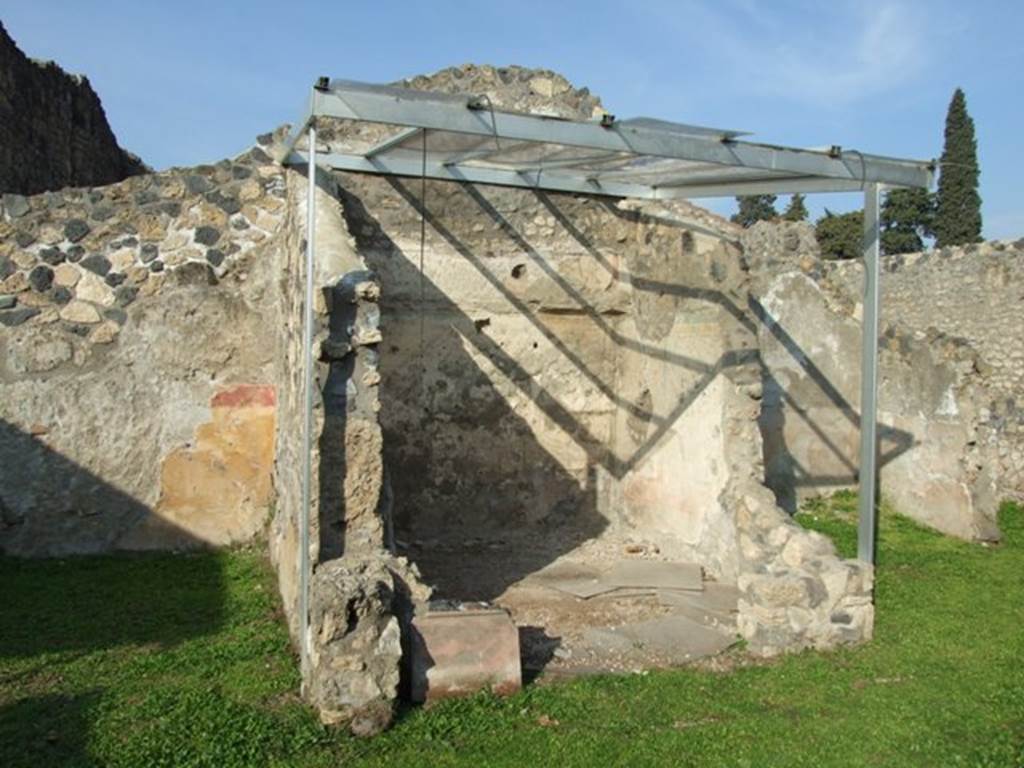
[857,183,881,564]
[299,120,317,672]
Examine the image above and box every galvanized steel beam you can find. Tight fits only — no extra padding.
[312,81,933,189]
[299,122,317,674]
[285,149,657,198]
[654,177,871,198]
[364,126,423,157]
[858,183,882,565]
[285,150,890,199]
[280,89,319,161]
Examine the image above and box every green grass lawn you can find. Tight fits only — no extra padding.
[2,497,1022,767]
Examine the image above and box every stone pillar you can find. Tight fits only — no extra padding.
[269,153,430,736]
[317,270,386,560]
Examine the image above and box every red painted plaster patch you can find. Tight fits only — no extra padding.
[211,384,276,409]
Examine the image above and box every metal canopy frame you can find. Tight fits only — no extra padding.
[280,78,935,666]
[281,79,932,200]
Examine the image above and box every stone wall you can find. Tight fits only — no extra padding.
[0,21,145,196]
[261,142,433,731]
[323,66,757,580]
[266,154,393,641]
[745,221,1022,539]
[0,120,423,727]
[0,139,289,554]
[340,171,756,575]
[328,171,872,659]
[310,66,874,666]
[0,63,886,730]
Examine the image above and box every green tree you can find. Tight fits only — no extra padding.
[782,193,808,222]
[731,194,777,227]
[934,88,982,247]
[881,187,935,254]
[815,209,863,260]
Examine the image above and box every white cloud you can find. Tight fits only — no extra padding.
[770,4,926,103]
[657,1,942,106]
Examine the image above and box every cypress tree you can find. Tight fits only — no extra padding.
[782,193,809,222]
[934,88,982,246]
[731,194,777,227]
[881,187,935,254]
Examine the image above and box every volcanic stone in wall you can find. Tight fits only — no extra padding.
[0,21,147,195]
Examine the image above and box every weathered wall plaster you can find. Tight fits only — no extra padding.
[0,140,288,554]
[333,169,757,582]
[310,66,876,671]
[744,221,1019,540]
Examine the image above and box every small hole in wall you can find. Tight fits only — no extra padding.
[511,263,526,279]
[474,318,491,333]
[681,231,695,255]
[532,342,538,349]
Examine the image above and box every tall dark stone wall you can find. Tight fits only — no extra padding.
[0,21,146,195]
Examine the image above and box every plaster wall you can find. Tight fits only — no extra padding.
[0,143,290,554]
[334,169,753,582]
[744,221,1017,540]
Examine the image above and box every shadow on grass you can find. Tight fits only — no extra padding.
[0,691,102,768]
[0,424,230,765]
[0,419,227,659]
[0,551,228,766]
[0,549,226,660]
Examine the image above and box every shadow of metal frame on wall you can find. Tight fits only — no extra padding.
[381,176,760,482]
[749,295,917,510]
[545,193,917,508]
[277,76,935,651]
[335,182,610,601]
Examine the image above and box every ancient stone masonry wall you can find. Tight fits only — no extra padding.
[744,221,1021,540]
[320,66,753,578]
[262,144,431,734]
[306,64,875,665]
[396,64,606,120]
[267,158,391,636]
[0,61,889,730]
[0,139,289,554]
[824,239,1024,507]
[0,21,146,195]
[724,378,875,655]
[326,171,872,660]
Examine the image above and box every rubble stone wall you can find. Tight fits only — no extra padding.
[0,141,289,554]
[744,221,1022,540]
[267,158,391,642]
[0,21,146,195]
[310,66,875,664]
[0,66,890,729]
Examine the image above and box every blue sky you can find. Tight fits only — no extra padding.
[5,1,1022,238]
